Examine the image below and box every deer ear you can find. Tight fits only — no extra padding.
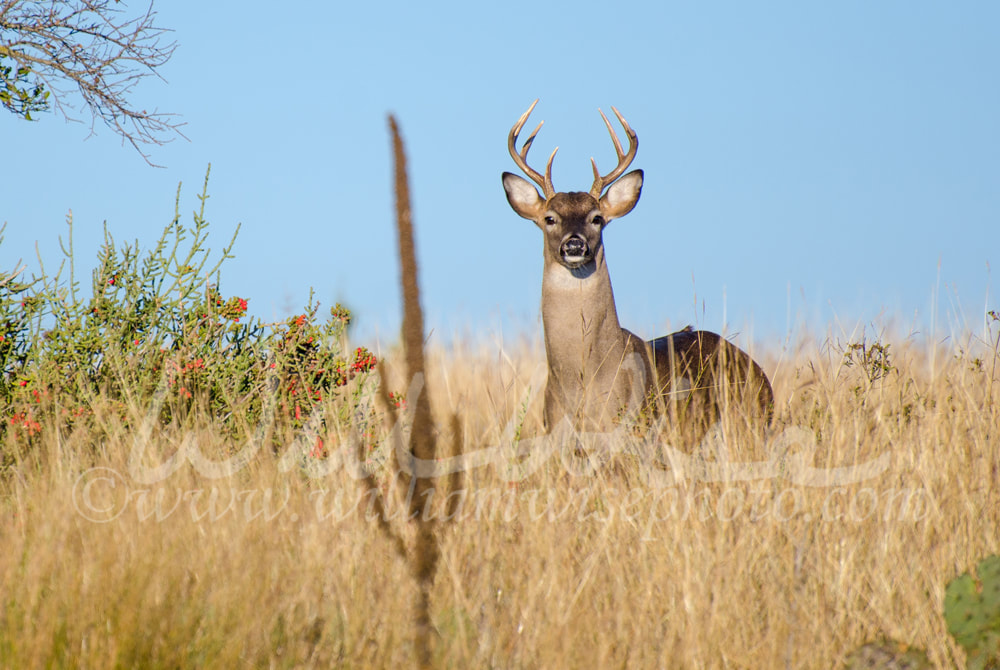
[502,172,545,220]
[599,170,643,220]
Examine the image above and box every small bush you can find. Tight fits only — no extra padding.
[0,167,377,464]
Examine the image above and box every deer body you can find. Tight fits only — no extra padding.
[503,100,773,434]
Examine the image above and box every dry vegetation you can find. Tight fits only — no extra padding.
[2,120,997,669]
[0,327,998,668]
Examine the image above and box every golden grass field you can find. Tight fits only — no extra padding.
[1,327,998,669]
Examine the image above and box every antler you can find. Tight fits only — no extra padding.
[508,99,557,200]
[589,106,638,198]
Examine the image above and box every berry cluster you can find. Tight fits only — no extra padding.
[387,391,406,409]
[207,288,249,322]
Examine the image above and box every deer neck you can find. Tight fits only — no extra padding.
[540,249,626,378]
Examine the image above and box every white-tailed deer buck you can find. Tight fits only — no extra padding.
[502,100,773,437]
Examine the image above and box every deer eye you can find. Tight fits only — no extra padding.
[590,215,606,227]
[543,215,557,226]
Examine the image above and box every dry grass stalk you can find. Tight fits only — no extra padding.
[383,114,443,669]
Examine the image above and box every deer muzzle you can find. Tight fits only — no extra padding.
[560,235,591,268]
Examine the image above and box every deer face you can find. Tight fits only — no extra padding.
[502,172,644,271]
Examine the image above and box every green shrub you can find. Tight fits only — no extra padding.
[1,167,377,464]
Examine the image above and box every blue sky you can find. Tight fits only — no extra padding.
[3,1,998,352]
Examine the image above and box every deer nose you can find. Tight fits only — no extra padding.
[561,236,588,259]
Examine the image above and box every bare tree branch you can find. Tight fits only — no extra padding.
[0,0,184,165]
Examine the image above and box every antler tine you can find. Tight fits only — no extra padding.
[600,108,626,157]
[589,105,638,198]
[508,99,556,199]
[519,119,544,162]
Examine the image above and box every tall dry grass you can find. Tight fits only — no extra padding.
[1,327,998,668]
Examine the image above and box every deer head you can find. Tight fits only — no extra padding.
[501,99,643,273]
